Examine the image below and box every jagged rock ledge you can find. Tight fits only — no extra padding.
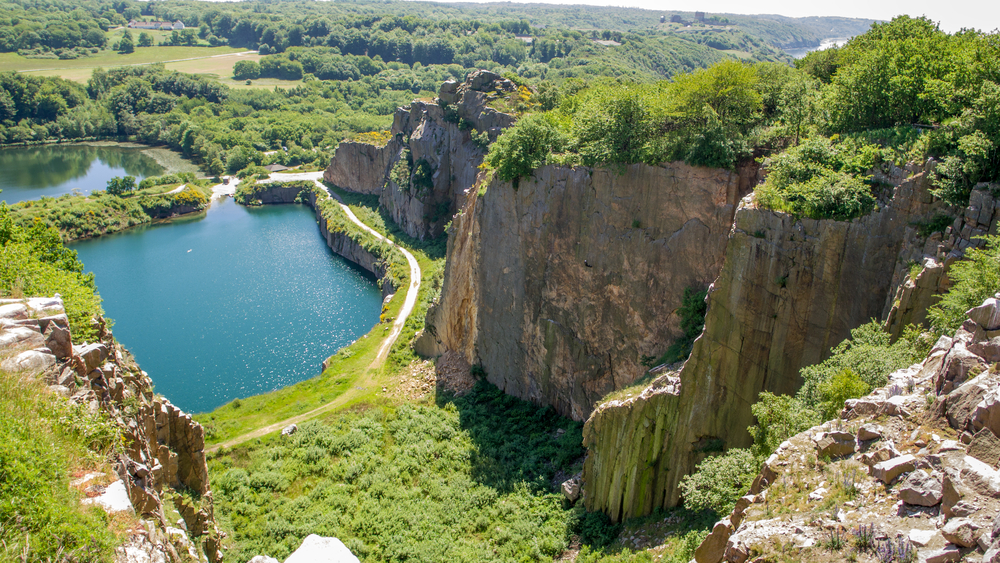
[581,162,960,522]
[325,70,518,240]
[693,295,1000,563]
[418,160,757,421]
[0,297,223,562]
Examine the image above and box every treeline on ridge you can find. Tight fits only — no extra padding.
[484,16,1000,221]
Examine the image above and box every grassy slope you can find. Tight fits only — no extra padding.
[0,368,125,561]
[208,382,587,562]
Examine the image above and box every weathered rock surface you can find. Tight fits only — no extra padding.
[899,469,943,506]
[694,519,733,563]
[325,72,517,240]
[872,454,916,484]
[422,162,751,424]
[967,428,1000,466]
[858,423,884,441]
[815,431,856,458]
[584,165,948,519]
[687,295,1000,563]
[324,141,396,195]
[942,517,980,547]
[1,349,56,371]
[923,546,962,563]
[0,298,223,563]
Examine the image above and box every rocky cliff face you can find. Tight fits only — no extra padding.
[418,161,755,420]
[0,297,223,562]
[323,141,395,195]
[885,184,1000,340]
[693,295,1000,563]
[582,164,957,521]
[324,71,517,240]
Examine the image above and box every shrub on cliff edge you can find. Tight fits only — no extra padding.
[928,234,1000,333]
[679,448,759,515]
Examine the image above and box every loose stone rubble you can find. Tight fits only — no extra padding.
[693,294,1000,563]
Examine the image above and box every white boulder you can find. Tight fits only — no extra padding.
[284,535,360,563]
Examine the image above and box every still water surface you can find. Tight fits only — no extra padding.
[0,144,165,204]
[73,198,384,413]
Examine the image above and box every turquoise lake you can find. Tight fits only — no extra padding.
[72,198,384,414]
[4,143,384,414]
[0,144,168,204]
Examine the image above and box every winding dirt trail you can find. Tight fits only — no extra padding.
[205,173,421,452]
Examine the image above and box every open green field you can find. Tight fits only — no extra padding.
[4,46,255,82]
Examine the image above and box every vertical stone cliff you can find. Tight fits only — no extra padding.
[419,161,754,420]
[324,71,517,240]
[582,165,953,520]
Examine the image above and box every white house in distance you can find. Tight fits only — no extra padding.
[128,20,185,31]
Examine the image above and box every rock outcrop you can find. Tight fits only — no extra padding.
[885,183,1000,340]
[323,141,396,195]
[691,295,1000,563]
[582,163,956,520]
[0,297,223,562]
[419,161,754,420]
[325,70,518,240]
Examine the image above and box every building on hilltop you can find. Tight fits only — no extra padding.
[695,11,705,21]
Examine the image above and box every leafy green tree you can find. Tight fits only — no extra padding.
[137,32,152,48]
[798,321,924,405]
[118,30,134,54]
[817,369,870,420]
[106,175,136,197]
[754,137,878,221]
[670,59,762,128]
[233,60,261,80]
[484,113,566,187]
[929,235,1000,333]
[570,82,664,168]
[747,392,819,458]
[679,448,759,515]
[795,47,841,83]
[929,81,1000,205]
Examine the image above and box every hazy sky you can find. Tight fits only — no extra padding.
[441,0,1000,33]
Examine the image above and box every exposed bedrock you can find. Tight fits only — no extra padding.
[323,141,396,195]
[324,70,517,240]
[583,164,956,521]
[419,161,756,421]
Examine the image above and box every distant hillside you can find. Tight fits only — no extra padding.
[440,2,875,48]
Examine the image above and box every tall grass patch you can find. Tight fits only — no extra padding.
[210,381,587,562]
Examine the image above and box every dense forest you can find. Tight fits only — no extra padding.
[0,0,858,179]
[0,0,871,57]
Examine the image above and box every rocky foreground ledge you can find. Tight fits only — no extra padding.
[694,295,1000,563]
[0,297,223,562]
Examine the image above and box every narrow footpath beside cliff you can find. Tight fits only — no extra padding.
[205,172,421,452]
